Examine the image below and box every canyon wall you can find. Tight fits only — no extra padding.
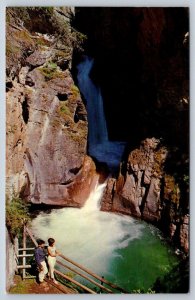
[6,8,97,207]
[74,8,189,253]
[101,138,189,253]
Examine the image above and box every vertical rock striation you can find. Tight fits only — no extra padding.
[6,7,97,207]
[101,138,189,253]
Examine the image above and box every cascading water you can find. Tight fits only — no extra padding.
[77,57,108,145]
[77,56,126,171]
[31,183,179,291]
[31,56,179,292]
[31,183,142,276]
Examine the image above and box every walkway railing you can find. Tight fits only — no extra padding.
[17,225,127,294]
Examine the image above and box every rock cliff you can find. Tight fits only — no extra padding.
[6,7,97,207]
[101,138,189,253]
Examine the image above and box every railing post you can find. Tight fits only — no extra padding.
[14,236,19,269]
[22,225,26,280]
[22,226,127,293]
[100,276,104,293]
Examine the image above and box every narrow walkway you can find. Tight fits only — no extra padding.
[9,275,77,294]
[45,278,78,294]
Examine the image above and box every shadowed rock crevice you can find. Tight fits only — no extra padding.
[60,179,74,185]
[74,104,82,123]
[6,81,13,92]
[21,97,29,124]
[139,181,150,213]
[57,92,68,101]
[69,165,82,175]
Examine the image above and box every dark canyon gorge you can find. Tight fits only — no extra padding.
[6,7,189,292]
[73,7,189,255]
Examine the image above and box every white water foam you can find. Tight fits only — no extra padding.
[31,183,144,275]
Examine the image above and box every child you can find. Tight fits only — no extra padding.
[47,238,60,284]
[34,239,48,284]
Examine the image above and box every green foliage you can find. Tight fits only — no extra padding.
[164,174,180,207]
[44,7,54,13]
[70,84,80,98]
[9,276,30,294]
[59,102,71,117]
[6,194,30,238]
[6,43,20,55]
[60,105,70,115]
[71,28,87,52]
[153,147,167,176]
[48,62,57,69]
[38,62,59,81]
[15,30,33,43]
[36,36,51,47]
[183,174,189,185]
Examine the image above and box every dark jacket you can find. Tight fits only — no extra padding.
[34,247,46,266]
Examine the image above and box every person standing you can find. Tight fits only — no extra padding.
[47,238,60,284]
[34,239,48,284]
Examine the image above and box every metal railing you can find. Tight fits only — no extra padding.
[17,225,127,294]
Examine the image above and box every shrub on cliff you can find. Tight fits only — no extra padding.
[6,194,30,240]
[7,7,86,52]
[6,7,86,79]
[38,62,59,81]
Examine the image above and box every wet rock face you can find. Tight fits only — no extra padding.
[101,138,189,253]
[120,138,166,220]
[100,178,116,212]
[6,7,97,207]
[101,138,165,220]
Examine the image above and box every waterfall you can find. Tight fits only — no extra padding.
[31,182,178,290]
[77,56,126,171]
[77,56,108,145]
[32,57,180,291]
[31,183,143,275]
[31,57,179,292]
